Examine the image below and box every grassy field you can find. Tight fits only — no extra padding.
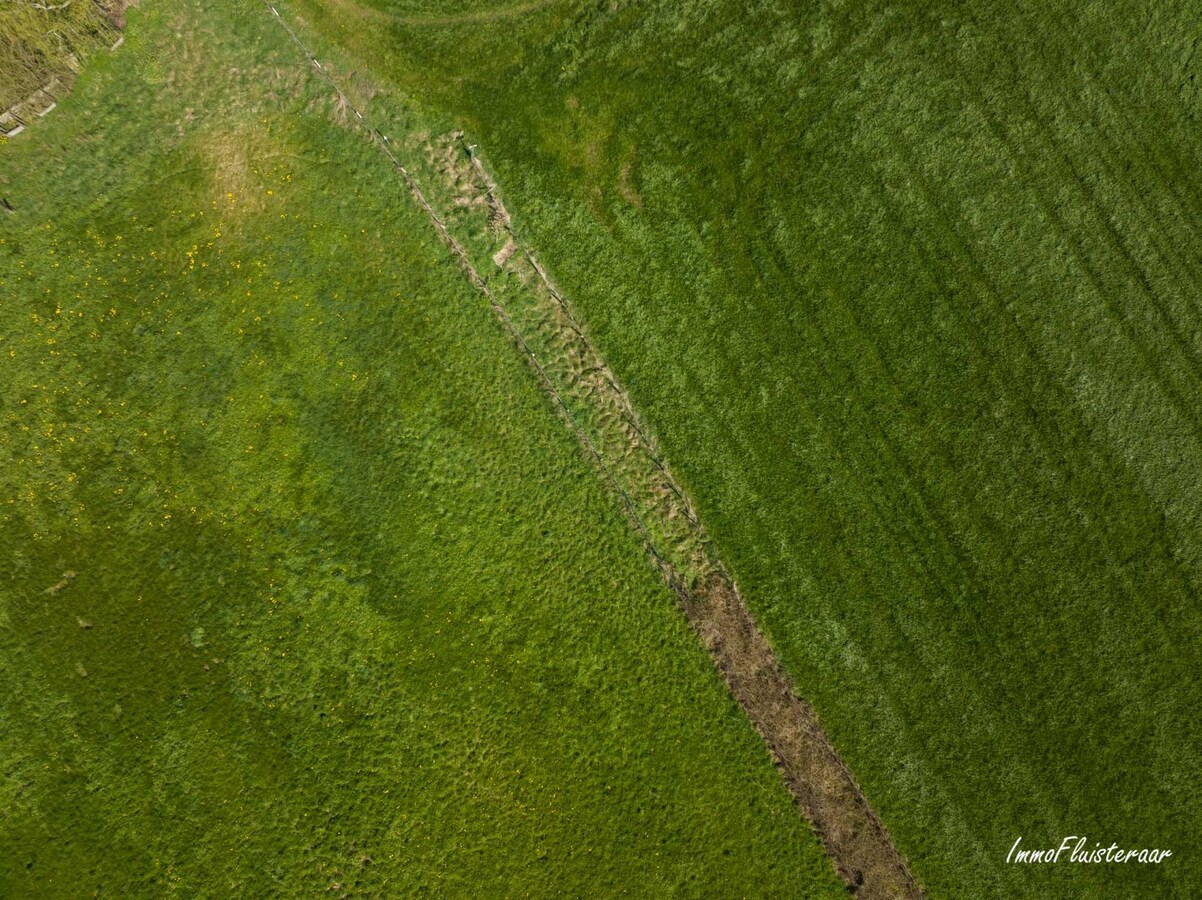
[0,2,851,896]
[289,0,1202,896]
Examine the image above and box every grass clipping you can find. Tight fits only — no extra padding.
[0,0,122,113]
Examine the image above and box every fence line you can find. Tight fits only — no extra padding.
[259,0,690,592]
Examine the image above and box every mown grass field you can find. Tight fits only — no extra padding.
[290,0,1202,896]
[0,2,850,895]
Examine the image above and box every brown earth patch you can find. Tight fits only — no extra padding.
[617,155,641,207]
[682,572,923,898]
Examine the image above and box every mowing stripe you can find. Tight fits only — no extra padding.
[259,4,924,895]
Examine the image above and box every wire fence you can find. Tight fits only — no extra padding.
[258,0,695,598]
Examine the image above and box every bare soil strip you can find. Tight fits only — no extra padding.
[262,5,924,896]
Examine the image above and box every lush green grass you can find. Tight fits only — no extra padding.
[292,0,1202,896]
[0,2,849,896]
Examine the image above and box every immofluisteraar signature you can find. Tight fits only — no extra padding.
[1008,836,1172,864]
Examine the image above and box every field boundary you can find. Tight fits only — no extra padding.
[259,4,924,895]
[0,1,126,137]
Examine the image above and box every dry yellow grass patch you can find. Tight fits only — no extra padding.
[195,121,278,219]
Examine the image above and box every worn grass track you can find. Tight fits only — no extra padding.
[259,4,921,895]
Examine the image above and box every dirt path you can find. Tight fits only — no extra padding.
[261,4,924,896]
